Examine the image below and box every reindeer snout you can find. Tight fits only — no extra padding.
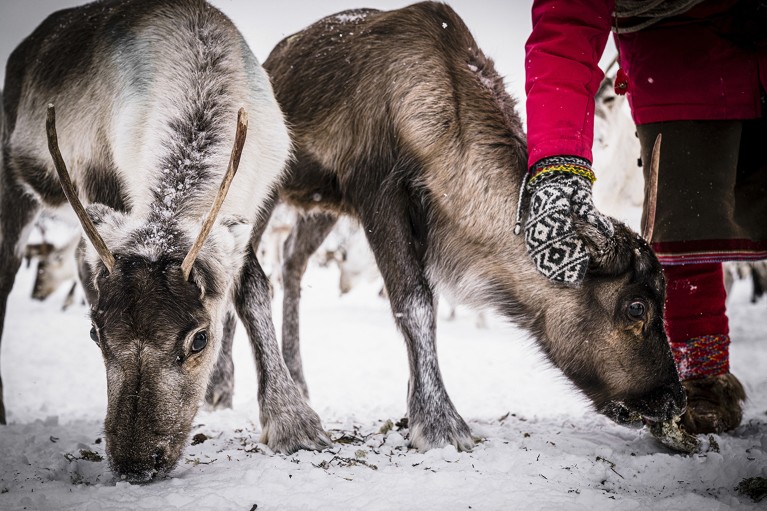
[108,438,176,484]
[634,382,687,423]
[152,447,168,471]
[111,448,169,484]
[112,461,159,484]
[669,381,687,416]
[601,381,687,425]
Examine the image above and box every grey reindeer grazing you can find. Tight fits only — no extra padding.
[260,2,685,451]
[0,0,330,482]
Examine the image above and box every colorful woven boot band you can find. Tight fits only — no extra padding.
[669,334,730,381]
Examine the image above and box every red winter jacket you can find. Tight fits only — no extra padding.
[525,0,767,169]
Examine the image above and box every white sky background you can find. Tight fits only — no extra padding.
[0,1,528,99]
[0,0,616,123]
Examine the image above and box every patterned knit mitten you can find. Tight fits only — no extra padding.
[524,157,614,284]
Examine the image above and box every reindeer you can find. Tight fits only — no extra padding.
[27,236,80,305]
[260,2,685,451]
[0,0,329,482]
[22,215,81,307]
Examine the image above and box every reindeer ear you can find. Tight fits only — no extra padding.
[219,215,252,257]
[574,218,631,277]
[185,215,251,297]
[85,203,123,227]
[79,204,128,280]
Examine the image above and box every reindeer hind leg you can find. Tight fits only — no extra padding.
[281,211,338,400]
[0,155,43,424]
[205,308,237,409]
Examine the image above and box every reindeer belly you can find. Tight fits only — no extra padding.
[279,152,348,215]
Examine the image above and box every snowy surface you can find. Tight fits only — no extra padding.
[1,254,766,510]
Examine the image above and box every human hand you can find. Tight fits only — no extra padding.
[523,159,614,284]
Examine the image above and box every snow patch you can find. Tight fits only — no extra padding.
[1,258,764,509]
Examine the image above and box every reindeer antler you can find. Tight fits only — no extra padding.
[641,133,661,242]
[181,108,248,280]
[46,104,116,273]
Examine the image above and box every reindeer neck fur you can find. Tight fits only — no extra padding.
[6,0,289,264]
[113,3,241,222]
[267,2,546,323]
[100,1,258,266]
[395,14,539,323]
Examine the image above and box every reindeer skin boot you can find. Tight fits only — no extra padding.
[670,335,746,433]
[664,263,746,435]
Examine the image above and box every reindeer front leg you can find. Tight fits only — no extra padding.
[359,190,474,452]
[235,239,331,453]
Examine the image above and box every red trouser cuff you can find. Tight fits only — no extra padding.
[663,263,728,342]
[669,334,730,380]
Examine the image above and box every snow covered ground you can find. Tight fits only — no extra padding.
[1,249,765,510]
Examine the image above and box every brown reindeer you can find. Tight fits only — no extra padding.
[259,2,685,451]
[23,217,81,306]
[1,0,329,482]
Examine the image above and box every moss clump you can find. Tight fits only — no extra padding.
[736,477,767,503]
[191,433,209,445]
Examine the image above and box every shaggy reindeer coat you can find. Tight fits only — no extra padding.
[262,2,685,451]
[1,0,329,481]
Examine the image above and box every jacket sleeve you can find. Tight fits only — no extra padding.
[525,0,615,169]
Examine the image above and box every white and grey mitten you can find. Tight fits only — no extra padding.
[524,157,614,285]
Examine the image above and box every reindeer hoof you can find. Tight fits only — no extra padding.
[203,388,233,410]
[680,373,746,434]
[260,403,332,454]
[407,409,474,452]
[204,374,234,410]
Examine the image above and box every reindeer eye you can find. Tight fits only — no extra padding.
[90,326,99,343]
[191,331,208,353]
[627,301,646,320]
